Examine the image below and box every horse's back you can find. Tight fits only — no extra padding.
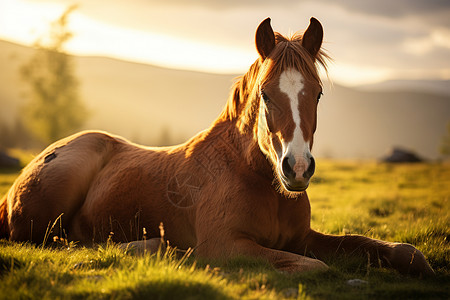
[6,131,123,243]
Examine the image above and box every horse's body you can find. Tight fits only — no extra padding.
[0,18,433,276]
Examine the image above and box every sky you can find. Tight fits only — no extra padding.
[0,0,449,86]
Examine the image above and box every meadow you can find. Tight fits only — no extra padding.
[0,159,449,299]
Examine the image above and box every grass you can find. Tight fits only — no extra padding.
[0,160,449,299]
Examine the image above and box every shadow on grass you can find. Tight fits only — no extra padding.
[0,166,22,174]
[0,252,26,275]
[72,280,232,300]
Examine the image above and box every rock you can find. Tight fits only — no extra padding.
[381,147,423,163]
[281,288,298,298]
[346,279,368,287]
[0,151,20,168]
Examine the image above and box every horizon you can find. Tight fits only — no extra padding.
[3,37,450,96]
[1,37,449,160]
[1,0,449,87]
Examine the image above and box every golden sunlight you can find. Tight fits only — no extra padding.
[0,0,254,74]
[1,1,448,85]
[66,13,255,73]
[0,0,64,43]
[328,63,391,86]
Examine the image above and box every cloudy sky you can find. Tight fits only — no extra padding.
[1,0,449,86]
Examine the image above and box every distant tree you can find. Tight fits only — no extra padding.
[0,119,36,150]
[440,122,450,156]
[20,5,88,145]
[0,121,13,150]
[156,125,173,146]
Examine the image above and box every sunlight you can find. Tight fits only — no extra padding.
[327,62,391,86]
[3,0,443,84]
[67,13,254,74]
[0,0,66,44]
[0,0,254,74]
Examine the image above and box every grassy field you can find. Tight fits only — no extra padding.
[0,160,449,299]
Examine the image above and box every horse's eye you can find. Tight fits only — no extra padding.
[261,91,270,104]
[317,92,323,102]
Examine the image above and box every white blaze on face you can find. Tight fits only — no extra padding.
[279,68,311,179]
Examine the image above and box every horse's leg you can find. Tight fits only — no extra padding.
[199,238,328,273]
[8,132,114,244]
[304,230,434,276]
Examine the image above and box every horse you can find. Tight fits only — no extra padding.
[0,17,434,276]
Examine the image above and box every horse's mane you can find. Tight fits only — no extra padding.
[219,31,329,127]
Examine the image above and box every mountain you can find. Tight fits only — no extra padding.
[316,84,449,159]
[356,80,450,97]
[0,39,235,146]
[0,39,449,159]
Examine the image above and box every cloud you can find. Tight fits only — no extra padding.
[402,30,450,56]
[19,0,450,83]
[316,0,450,19]
[69,0,450,16]
[119,0,300,10]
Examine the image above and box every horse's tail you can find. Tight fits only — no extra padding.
[0,193,9,240]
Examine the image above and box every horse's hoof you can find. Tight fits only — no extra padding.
[390,243,435,277]
[278,257,329,273]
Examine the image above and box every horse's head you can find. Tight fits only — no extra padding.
[254,18,325,193]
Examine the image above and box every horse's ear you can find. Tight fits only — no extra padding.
[255,17,275,60]
[302,17,323,59]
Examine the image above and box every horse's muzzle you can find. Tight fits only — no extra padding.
[280,175,310,192]
[279,155,315,191]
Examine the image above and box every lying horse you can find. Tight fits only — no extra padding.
[0,17,433,276]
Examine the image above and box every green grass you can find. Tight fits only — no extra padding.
[1,160,449,299]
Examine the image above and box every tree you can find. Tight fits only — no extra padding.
[156,125,173,146]
[20,5,88,145]
[440,122,450,156]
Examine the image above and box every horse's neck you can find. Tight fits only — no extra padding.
[189,60,272,178]
[195,119,273,179]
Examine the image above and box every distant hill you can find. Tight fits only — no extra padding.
[0,39,235,146]
[1,39,449,159]
[356,80,450,97]
[316,84,449,159]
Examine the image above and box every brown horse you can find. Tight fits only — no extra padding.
[0,18,434,276]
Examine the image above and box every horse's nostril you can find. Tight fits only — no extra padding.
[303,156,315,179]
[282,156,296,179]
